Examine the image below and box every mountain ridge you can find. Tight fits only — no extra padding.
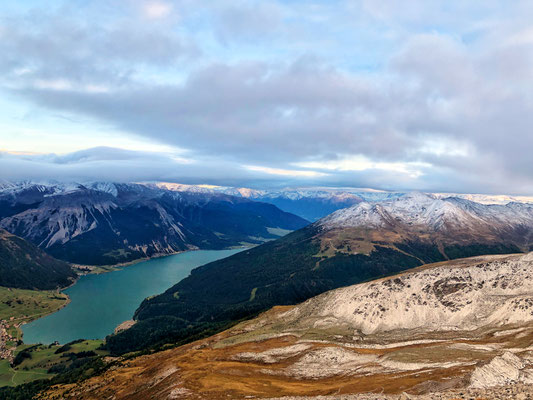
[0,181,308,265]
[105,192,533,354]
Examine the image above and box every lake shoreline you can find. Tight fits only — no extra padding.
[17,251,191,343]
[22,249,245,345]
[0,288,72,361]
[72,245,252,275]
[19,247,250,344]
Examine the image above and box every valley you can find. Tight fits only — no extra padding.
[2,188,533,398]
[108,192,533,355]
[37,252,533,399]
[22,249,243,345]
[0,249,243,390]
[0,180,309,392]
[2,3,531,397]
[0,181,308,265]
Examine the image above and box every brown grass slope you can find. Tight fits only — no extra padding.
[40,252,533,400]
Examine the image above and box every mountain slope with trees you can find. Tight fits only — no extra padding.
[106,193,533,354]
[0,229,76,290]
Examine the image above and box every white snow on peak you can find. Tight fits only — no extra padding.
[434,192,533,205]
[149,182,214,193]
[86,182,118,197]
[1,180,533,210]
[319,191,533,231]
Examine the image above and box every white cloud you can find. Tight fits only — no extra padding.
[34,79,73,91]
[294,156,430,179]
[417,137,471,157]
[244,165,327,178]
[143,1,173,19]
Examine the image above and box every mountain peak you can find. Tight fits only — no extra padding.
[317,191,527,234]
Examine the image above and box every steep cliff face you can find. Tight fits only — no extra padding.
[0,182,308,265]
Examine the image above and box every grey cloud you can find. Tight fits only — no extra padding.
[213,1,283,44]
[0,148,323,188]
[32,147,162,164]
[13,45,533,193]
[14,59,405,163]
[0,4,197,88]
[1,147,524,195]
[2,1,533,194]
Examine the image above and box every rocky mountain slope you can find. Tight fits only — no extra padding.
[36,252,533,399]
[106,192,533,354]
[0,181,308,265]
[0,229,75,290]
[320,192,533,249]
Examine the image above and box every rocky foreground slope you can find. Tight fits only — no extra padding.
[40,252,533,399]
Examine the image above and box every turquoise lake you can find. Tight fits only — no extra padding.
[22,249,242,344]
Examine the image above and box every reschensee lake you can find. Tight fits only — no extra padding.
[22,249,243,344]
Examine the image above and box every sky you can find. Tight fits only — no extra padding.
[1,0,533,194]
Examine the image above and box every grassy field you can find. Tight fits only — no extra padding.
[0,340,106,387]
[0,287,69,330]
[0,286,73,387]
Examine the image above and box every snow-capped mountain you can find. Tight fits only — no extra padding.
[2,181,531,266]
[320,192,533,248]
[142,182,533,221]
[148,183,392,221]
[433,192,533,205]
[0,181,308,265]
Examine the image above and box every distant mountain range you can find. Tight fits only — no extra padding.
[0,181,308,265]
[152,182,371,221]
[106,192,533,354]
[132,182,533,221]
[0,229,75,290]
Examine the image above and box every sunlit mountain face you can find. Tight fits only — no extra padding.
[2,1,533,399]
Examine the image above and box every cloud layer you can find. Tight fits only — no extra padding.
[1,1,533,194]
